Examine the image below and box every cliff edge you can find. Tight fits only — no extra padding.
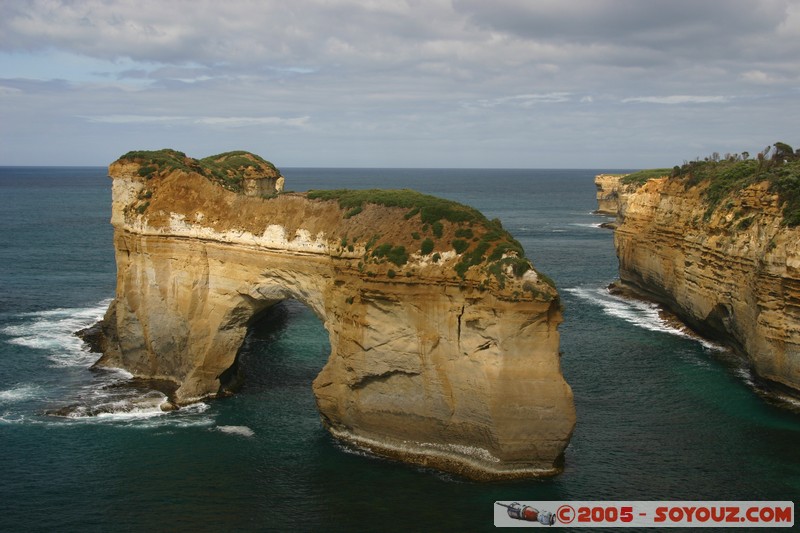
[598,145,800,393]
[91,149,575,479]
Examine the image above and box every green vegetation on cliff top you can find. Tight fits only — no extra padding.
[306,188,484,225]
[308,188,541,286]
[620,168,672,185]
[626,142,800,226]
[119,149,279,192]
[116,150,546,289]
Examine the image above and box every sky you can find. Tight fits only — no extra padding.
[1,0,798,168]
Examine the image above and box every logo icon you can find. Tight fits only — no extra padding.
[496,502,556,526]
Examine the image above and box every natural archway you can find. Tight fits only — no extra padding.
[92,151,576,479]
[218,299,331,399]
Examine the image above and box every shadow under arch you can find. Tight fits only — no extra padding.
[219,299,331,399]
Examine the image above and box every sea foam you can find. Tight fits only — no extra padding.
[1,299,112,367]
[0,385,42,403]
[217,425,255,437]
[566,286,725,351]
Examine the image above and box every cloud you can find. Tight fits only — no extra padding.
[468,92,573,109]
[453,0,789,51]
[195,116,310,127]
[1,1,799,166]
[82,114,310,127]
[81,115,185,124]
[740,70,788,85]
[622,95,731,105]
[0,85,22,96]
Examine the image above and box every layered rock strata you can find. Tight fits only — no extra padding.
[594,174,626,216]
[92,150,576,479]
[597,173,800,392]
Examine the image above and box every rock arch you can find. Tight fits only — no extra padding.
[93,153,576,479]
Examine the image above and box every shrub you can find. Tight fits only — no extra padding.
[452,239,469,254]
[509,257,531,277]
[454,241,490,278]
[635,143,800,226]
[344,206,363,218]
[420,238,435,255]
[488,240,524,262]
[404,207,420,220]
[432,221,443,238]
[371,243,408,266]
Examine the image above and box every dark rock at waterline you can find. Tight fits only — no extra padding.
[75,321,105,353]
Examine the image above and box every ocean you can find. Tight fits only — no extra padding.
[0,167,798,531]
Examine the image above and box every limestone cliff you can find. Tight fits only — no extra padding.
[595,172,664,220]
[595,174,626,216]
[598,156,800,393]
[92,149,575,479]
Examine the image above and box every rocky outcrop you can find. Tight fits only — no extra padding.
[595,174,625,216]
[601,172,800,393]
[92,150,575,479]
[594,173,649,220]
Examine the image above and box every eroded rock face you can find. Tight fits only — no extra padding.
[601,174,800,392]
[595,174,625,216]
[94,152,576,479]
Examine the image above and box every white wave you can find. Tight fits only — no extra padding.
[47,393,214,429]
[334,441,377,459]
[566,286,724,351]
[1,299,112,367]
[569,222,603,229]
[0,384,42,403]
[118,402,214,429]
[770,392,800,410]
[0,412,26,424]
[54,390,170,421]
[180,402,211,414]
[216,425,255,437]
[734,367,756,387]
[103,367,134,380]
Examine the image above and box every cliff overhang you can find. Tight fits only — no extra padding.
[90,149,576,480]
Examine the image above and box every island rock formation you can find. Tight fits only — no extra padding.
[596,156,800,393]
[91,149,575,479]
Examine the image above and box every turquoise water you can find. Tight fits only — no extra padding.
[0,167,798,531]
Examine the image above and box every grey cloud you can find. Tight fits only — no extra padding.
[1,1,798,167]
[623,95,731,105]
[453,0,788,48]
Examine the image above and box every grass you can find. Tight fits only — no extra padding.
[118,149,280,192]
[308,188,541,283]
[628,145,800,226]
[620,168,672,186]
[305,189,487,225]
